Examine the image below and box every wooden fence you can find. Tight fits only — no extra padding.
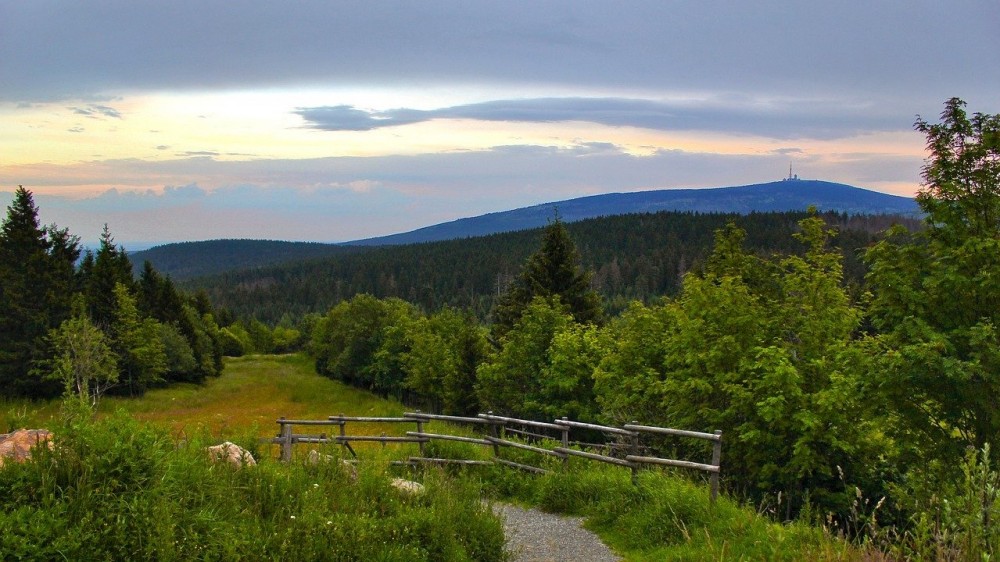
[265,411,723,502]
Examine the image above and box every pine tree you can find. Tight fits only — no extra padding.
[491,217,602,341]
[84,225,134,330]
[0,187,80,397]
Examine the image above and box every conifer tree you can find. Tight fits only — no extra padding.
[84,224,134,330]
[0,187,80,397]
[491,217,602,341]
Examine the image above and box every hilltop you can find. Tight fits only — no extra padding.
[347,179,919,245]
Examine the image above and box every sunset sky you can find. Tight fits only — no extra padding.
[1,1,998,246]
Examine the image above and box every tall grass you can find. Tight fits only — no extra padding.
[0,410,507,561]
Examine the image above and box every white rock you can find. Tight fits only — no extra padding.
[206,441,256,468]
[390,478,425,495]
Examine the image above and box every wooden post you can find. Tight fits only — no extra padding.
[415,410,426,457]
[488,412,500,458]
[280,417,292,462]
[710,430,722,504]
[561,417,570,471]
[630,421,640,485]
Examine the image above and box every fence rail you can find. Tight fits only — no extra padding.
[264,411,723,502]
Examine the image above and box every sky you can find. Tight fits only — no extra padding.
[1,1,998,246]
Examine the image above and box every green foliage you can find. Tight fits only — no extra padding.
[866,98,1000,459]
[218,325,248,356]
[0,412,506,561]
[403,308,488,415]
[478,298,578,419]
[110,283,167,395]
[39,307,119,408]
[83,224,135,330]
[311,294,420,397]
[189,210,893,324]
[595,215,879,515]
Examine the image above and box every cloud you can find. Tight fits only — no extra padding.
[1,1,996,112]
[296,97,910,140]
[69,104,122,119]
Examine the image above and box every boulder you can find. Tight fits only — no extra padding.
[206,441,256,468]
[0,429,54,468]
[390,478,425,495]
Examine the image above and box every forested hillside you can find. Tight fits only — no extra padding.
[130,239,365,280]
[186,210,918,323]
[351,179,921,246]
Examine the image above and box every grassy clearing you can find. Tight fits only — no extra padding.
[106,354,405,438]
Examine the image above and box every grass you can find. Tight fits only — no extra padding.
[106,354,405,438]
[0,412,507,560]
[4,353,877,560]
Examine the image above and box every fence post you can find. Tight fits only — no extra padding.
[630,420,640,485]
[415,410,426,457]
[279,417,292,462]
[561,417,570,471]
[488,411,500,458]
[710,430,722,504]
[338,414,357,459]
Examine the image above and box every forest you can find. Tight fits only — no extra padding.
[0,195,225,401]
[184,209,917,324]
[3,97,1000,556]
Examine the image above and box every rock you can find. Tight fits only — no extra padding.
[206,441,256,468]
[390,478,425,495]
[0,429,54,468]
[342,460,359,482]
[307,449,335,465]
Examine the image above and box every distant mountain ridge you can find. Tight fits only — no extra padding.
[132,179,919,280]
[346,179,919,246]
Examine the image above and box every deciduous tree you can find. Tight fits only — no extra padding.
[866,98,1000,457]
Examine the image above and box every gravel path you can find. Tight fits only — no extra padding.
[492,503,622,562]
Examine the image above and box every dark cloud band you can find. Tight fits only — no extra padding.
[295,97,908,140]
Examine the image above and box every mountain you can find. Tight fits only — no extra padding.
[132,179,919,280]
[347,179,919,246]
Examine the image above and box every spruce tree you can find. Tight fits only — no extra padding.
[0,187,79,397]
[84,225,134,330]
[491,217,602,341]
